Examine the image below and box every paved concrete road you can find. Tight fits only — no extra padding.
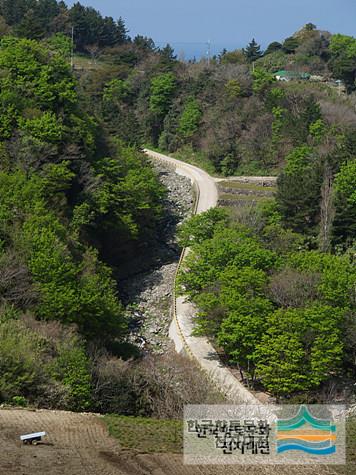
[144,149,218,212]
[145,149,260,405]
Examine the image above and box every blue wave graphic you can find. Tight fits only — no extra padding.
[277,445,336,455]
[277,439,333,449]
[277,405,336,432]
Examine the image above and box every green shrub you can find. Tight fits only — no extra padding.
[0,319,45,402]
[48,337,92,411]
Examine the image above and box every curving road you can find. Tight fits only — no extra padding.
[145,149,260,405]
[144,149,218,212]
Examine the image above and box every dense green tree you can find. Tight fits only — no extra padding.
[133,35,156,51]
[255,305,344,397]
[178,208,355,397]
[0,318,45,402]
[218,296,273,380]
[45,33,71,57]
[19,112,64,143]
[179,224,277,298]
[333,159,356,245]
[0,6,356,409]
[149,73,176,117]
[34,0,60,33]
[243,38,263,63]
[0,169,128,341]
[115,16,129,44]
[329,34,356,91]
[264,41,282,55]
[0,314,94,410]
[334,159,356,205]
[96,16,124,48]
[0,35,168,346]
[283,36,300,54]
[178,208,229,247]
[287,251,356,309]
[252,68,275,95]
[224,79,242,98]
[69,2,128,51]
[0,0,32,26]
[178,98,202,139]
[277,146,323,235]
[16,8,45,39]
[48,333,92,410]
[159,43,177,67]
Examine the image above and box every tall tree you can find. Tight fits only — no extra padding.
[159,43,177,68]
[332,159,356,245]
[116,16,128,44]
[16,8,45,39]
[133,35,155,52]
[243,38,263,63]
[35,0,60,28]
[276,146,323,235]
[0,0,33,26]
[99,17,119,47]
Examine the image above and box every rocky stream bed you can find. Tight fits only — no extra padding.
[121,161,194,354]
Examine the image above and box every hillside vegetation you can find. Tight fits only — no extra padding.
[0,4,218,412]
[0,0,355,410]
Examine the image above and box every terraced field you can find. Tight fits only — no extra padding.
[217,178,277,207]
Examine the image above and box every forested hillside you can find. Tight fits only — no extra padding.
[0,0,355,409]
[0,1,223,414]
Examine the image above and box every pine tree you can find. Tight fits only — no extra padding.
[16,8,45,39]
[34,0,60,33]
[116,16,128,44]
[159,44,177,68]
[69,2,88,50]
[243,38,263,63]
[98,17,117,47]
[133,35,156,51]
[0,0,33,26]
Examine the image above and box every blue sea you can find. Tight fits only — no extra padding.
[155,42,244,61]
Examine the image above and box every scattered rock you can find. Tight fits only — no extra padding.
[122,161,193,353]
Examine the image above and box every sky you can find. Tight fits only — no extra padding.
[66,0,356,58]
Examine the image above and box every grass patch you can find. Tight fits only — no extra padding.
[233,161,279,176]
[219,181,276,192]
[334,416,356,475]
[103,415,183,454]
[104,413,356,469]
[219,193,267,202]
[73,54,104,71]
[172,148,219,177]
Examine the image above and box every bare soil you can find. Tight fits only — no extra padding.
[0,408,342,475]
